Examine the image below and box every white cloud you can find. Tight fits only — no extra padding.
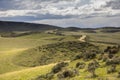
[33,16,120,27]
[0,0,119,18]
[0,0,119,27]
[0,10,39,17]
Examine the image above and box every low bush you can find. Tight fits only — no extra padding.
[72,54,82,61]
[76,62,86,69]
[57,69,78,79]
[51,62,68,73]
[87,60,99,78]
[35,72,54,80]
[104,46,119,54]
[106,56,120,65]
[83,51,96,61]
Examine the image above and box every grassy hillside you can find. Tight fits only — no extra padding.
[0,64,55,80]
[0,30,119,80]
[63,31,120,44]
[0,33,77,74]
[13,41,100,67]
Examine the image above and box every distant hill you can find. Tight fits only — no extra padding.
[98,27,120,33]
[0,21,119,33]
[63,26,120,33]
[0,21,61,32]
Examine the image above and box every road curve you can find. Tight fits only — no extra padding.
[78,35,87,42]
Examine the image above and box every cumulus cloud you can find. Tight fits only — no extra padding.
[0,0,119,27]
[0,0,119,17]
[33,16,120,28]
[105,0,120,9]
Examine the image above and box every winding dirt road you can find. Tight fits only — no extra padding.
[78,35,87,42]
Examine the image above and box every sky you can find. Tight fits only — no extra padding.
[0,0,120,28]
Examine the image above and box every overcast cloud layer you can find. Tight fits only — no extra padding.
[0,0,120,27]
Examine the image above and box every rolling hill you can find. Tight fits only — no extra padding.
[0,21,120,33]
[0,21,61,32]
[0,21,120,80]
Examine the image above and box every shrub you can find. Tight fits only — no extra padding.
[35,72,54,80]
[76,62,86,69]
[57,69,78,79]
[87,60,99,78]
[104,46,111,53]
[72,54,82,61]
[104,46,119,54]
[51,62,68,73]
[106,56,120,65]
[108,54,114,59]
[83,52,96,61]
[109,48,118,54]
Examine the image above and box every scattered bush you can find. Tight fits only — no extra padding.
[51,62,68,73]
[104,46,119,54]
[57,69,78,79]
[87,60,99,78]
[106,56,120,65]
[14,41,100,67]
[108,54,114,59]
[73,50,98,61]
[83,51,96,61]
[72,54,82,60]
[35,72,54,80]
[104,46,111,53]
[76,62,86,69]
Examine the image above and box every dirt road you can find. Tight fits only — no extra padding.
[78,35,87,42]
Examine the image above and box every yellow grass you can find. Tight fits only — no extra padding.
[0,63,55,80]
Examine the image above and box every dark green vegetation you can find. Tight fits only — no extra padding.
[99,27,120,33]
[34,45,120,80]
[0,21,61,32]
[13,41,100,67]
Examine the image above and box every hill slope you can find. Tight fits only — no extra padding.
[0,21,61,32]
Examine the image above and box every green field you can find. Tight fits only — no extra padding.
[0,31,120,80]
